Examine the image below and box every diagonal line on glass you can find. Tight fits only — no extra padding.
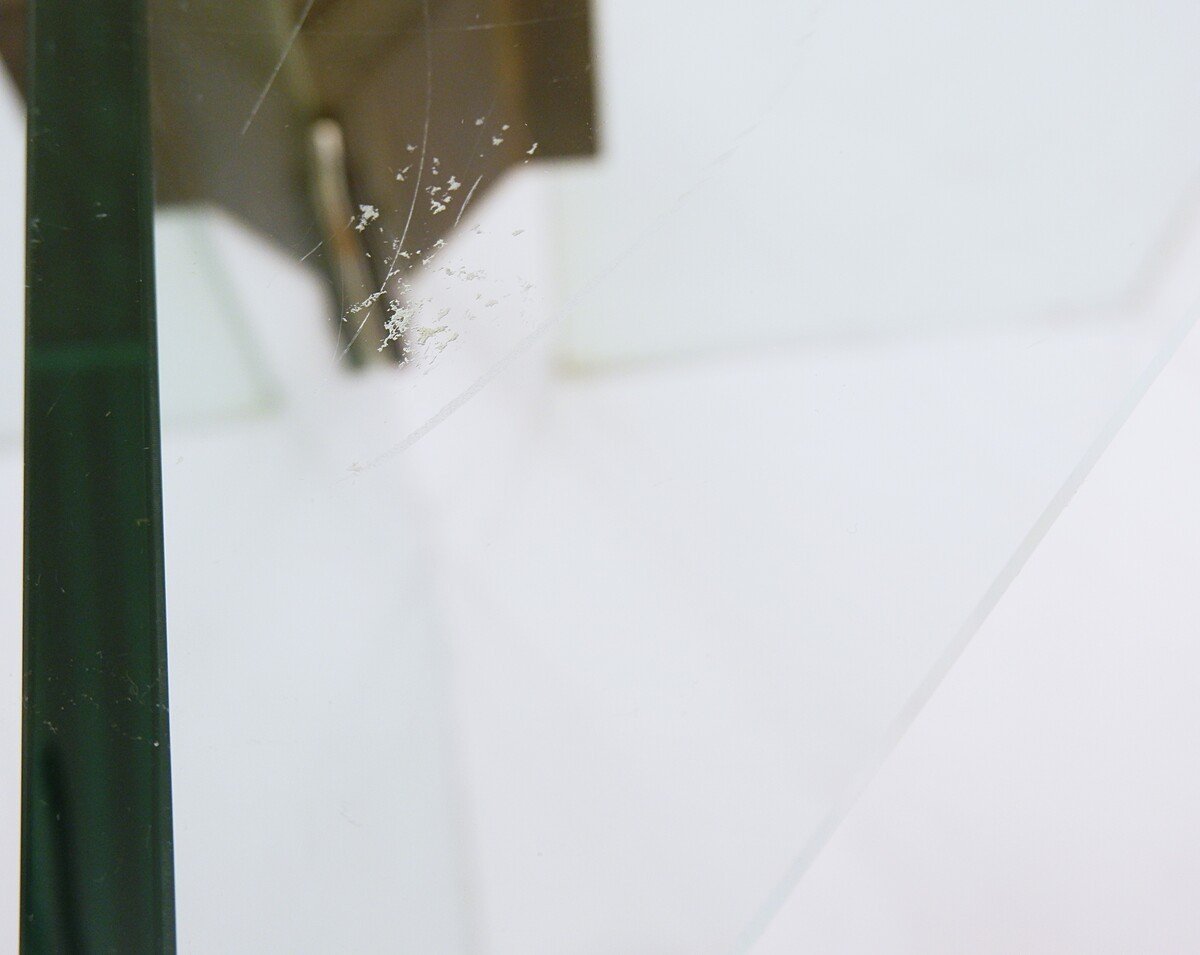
[22,0,175,950]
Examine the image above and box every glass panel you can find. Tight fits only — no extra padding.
[4,1,1199,951]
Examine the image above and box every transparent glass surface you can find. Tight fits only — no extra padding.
[4,1,1200,951]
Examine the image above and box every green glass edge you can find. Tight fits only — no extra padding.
[22,0,176,950]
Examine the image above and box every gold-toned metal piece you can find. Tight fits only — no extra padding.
[1,0,598,363]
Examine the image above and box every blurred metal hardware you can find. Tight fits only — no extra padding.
[2,0,598,363]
